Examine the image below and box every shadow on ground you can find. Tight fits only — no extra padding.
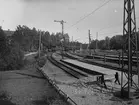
[32,96,54,105]
[32,95,69,105]
[15,72,45,79]
[112,89,139,100]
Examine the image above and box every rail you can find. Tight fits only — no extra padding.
[66,52,138,74]
[47,53,87,79]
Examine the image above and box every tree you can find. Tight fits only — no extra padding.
[13,25,39,51]
[98,40,106,50]
[110,35,123,50]
[105,36,110,50]
[89,40,96,49]
[0,27,24,70]
[0,27,10,56]
[41,31,50,49]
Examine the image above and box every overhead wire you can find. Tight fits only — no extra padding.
[67,0,139,43]
[66,0,112,30]
[99,16,139,33]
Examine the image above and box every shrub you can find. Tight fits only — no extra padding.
[38,57,46,67]
[0,42,24,71]
[0,28,24,71]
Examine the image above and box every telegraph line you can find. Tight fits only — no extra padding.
[67,0,112,30]
[99,16,139,32]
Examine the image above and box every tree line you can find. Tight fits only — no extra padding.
[88,32,139,50]
[12,25,70,51]
[0,25,70,70]
[1,24,139,70]
[0,27,24,70]
[89,35,123,50]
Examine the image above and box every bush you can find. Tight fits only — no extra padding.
[0,28,24,71]
[34,51,45,60]
[0,43,24,71]
[38,57,46,67]
[35,51,47,68]
[8,47,24,69]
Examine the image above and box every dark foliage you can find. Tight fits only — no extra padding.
[0,27,24,71]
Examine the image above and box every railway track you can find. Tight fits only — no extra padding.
[68,51,138,66]
[85,54,138,66]
[53,52,103,75]
[64,52,138,74]
[47,53,87,79]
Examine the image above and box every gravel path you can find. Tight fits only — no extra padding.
[0,53,70,105]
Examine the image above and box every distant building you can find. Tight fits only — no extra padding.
[4,29,14,37]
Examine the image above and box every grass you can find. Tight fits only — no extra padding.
[0,92,15,105]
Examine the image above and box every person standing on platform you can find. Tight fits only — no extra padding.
[114,72,120,85]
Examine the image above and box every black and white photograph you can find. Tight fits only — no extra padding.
[0,0,139,105]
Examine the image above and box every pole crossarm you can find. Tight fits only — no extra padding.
[54,20,66,25]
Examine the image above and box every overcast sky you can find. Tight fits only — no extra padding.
[0,0,139,43]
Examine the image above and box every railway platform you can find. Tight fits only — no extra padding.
[40,56,139,105]
[62,59,139,91]
[63,59,118,75]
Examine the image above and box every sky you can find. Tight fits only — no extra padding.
[0,0,139,43]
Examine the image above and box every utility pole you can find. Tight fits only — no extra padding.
[96,32,98,50]
[80,43,82,52]
[54,20,66,59]
[72,36,73,52]
[39,31,42,58]
[88,30,91,55]
[121,0,138,98]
